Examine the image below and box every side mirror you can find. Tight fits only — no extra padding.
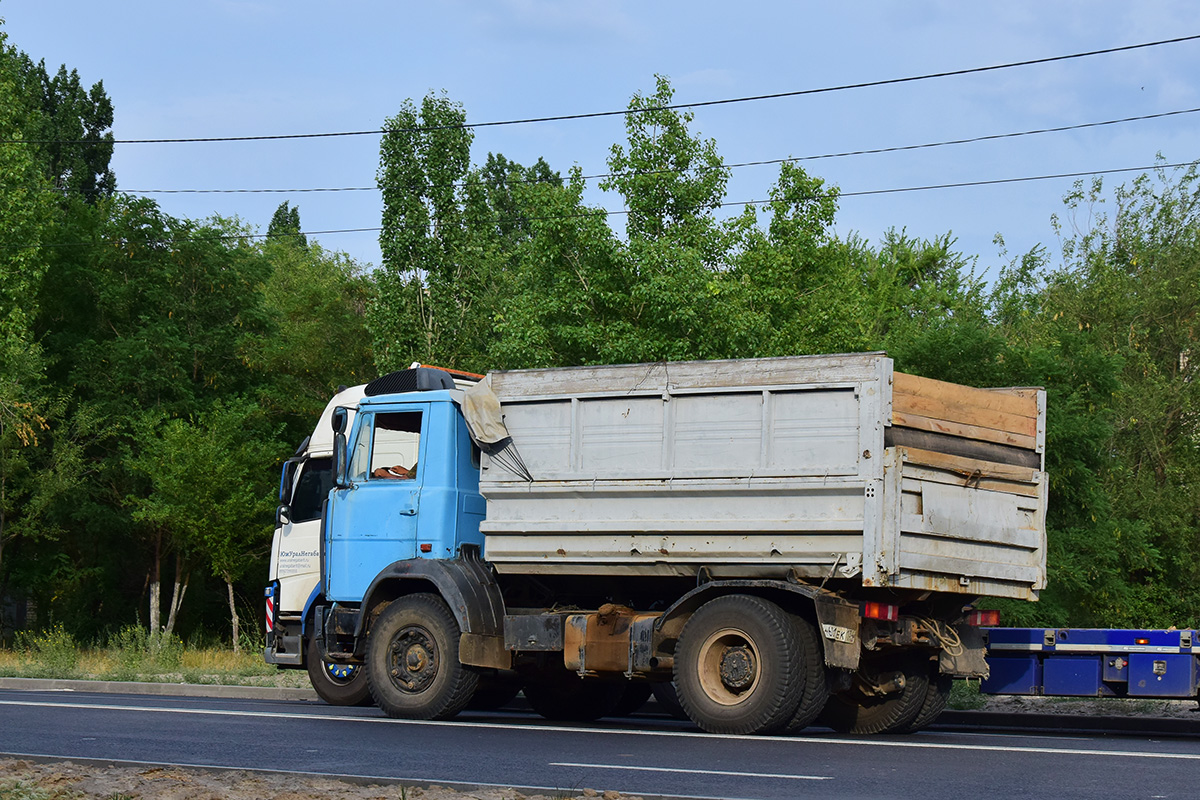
[332,406,349,434]
[332,431,349,488]
[275,504,292,527]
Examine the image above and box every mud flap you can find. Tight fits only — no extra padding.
[939,624,989,678]
[814,595,861,670]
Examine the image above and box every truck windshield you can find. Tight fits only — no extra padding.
[290,458,332,522]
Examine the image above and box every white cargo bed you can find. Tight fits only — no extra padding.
[478,353,1046,601]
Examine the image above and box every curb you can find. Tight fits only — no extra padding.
[938,708,1200,736]
[0,677,318,702]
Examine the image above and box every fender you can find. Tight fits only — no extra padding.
[655,577,861,670]
[356,545,505,640]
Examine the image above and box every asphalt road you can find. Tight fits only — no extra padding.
[2,688,1198,800]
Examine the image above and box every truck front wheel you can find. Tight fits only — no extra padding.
[366,593,479,720]
[306,636,372,706]
[674,594,803,735]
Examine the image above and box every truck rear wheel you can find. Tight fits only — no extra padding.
[893,671,953,733]
[650,681,687,719]
[467,669,522,711]
[522,669,625,721]
[782,614,830,733]
[613,682,653,716]
[674,594,802,735]
[306,636,372,706]
[819,653,930,734]
[366,593,478,720]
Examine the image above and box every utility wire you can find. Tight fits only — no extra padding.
[2,33,1198,146]
[6,161,1194,251]
[110,106,1200,196]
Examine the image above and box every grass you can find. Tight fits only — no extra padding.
[948,678,988,710]
[0,780,56,800]
[0,625,309,689]
[0,777,134,800]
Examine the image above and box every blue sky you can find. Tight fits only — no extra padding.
[4,1,1197,279]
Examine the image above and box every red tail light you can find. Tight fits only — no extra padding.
[863,602,899,621]
[967,609,1001,626]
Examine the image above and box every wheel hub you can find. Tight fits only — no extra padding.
[697,627,762,706]
[719,645,756,690]
[388,626,438,693]
[324,662,359,683]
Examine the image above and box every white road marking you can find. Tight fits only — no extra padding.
[551,762,831,780]
[2,698,1198,762]
[943,731,1091,742]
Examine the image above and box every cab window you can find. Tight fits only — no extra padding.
[369,412,422,480]
[348,414,373,482]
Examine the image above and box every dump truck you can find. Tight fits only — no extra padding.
[264,352,1047,734]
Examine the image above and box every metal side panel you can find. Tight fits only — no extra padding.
[486,353,890,400]
[889,469,1047,599]
[486,387,868,483]
[481,354,893,486]
[482,478,868,576]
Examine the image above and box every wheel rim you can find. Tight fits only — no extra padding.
[323,661,360,684]
[386,624,439,693]
[696,627,761,706]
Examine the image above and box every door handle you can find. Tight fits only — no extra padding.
[399,507,417,516]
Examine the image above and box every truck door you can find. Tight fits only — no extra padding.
[271,456,332,613]
[325,406,427,602]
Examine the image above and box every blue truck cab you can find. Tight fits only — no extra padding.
[311,366,511,721]
[324,390,486,604]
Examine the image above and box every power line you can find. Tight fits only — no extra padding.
[110,106,1200,196]
[3,34,1199,146]
[7,161,1194,251]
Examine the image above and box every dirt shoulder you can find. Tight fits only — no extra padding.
[971,693,1200,718]
[0,758,636,800]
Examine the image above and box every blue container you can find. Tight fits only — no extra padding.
[1042,655,1103,696]
[982,655,1042,695]
[1128,653,1197,697]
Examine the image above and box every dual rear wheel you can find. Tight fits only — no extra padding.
[673,594,829,735]
[672,593,948,735]
[819,653,932,734]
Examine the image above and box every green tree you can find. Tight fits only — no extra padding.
[126,399,279,649]
[245,235,375,444]
[13,56,114,203]
[371,94,475,370]
[489,168,628,367]
[0,28,56,610]
[1037,164,1200,626]
[720,162,851,357]
[266,201,305,248]
[594,75,736,363]
[34,197,272,634]
[603,74,729,257]
[371,94,560,373]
